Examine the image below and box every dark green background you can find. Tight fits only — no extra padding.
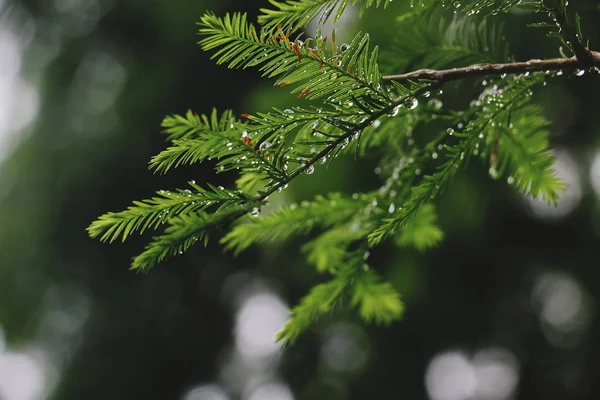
[1,0,600,399]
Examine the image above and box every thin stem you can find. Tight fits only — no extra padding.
[383,50,600,84]
[254,90,430,202]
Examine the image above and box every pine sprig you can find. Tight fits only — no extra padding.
[151,111,286,184]
[87,183,250,244]
[441,0,531,15]
[396,203,443,250]
[350,268,404,325]
[368,75,551,246]
[221,193,362,255]
[198,12,391,105]
[131,207,250,271]
[160,109,232,142]
[258,0,394,33]
[385,12,510,74]
[492,105,565,204]
[277,260,403,345]
[277,265,349,345]
[88,0,595,344]
[303,222,368,272]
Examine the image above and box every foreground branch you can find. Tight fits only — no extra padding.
[383,50,600,84]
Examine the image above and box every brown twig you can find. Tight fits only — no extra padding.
[383,50,600,84]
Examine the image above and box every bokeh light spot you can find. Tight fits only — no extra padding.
[425,351,476,400]
[234,292,289,361]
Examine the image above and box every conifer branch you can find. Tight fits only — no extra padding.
[89,0,597,343]
[383,50,600,84]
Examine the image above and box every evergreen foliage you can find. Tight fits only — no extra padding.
[89,0,599,344]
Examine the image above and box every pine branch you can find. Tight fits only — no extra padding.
[198,13,389,104]
[89,0,599,344]
[383,51,600,84]
[369,75,550,246]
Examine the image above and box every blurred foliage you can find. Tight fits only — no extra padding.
[1,0,600,399]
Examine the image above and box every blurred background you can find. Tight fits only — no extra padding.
[1,0,600,399]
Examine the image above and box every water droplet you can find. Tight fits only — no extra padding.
[428,99,443,110]
[388,203,396,213]
[389,105,401,117]
[284,108,294,114]
[305,165,315,175]
[575,69,585,77]
[363,251,370,260]
[507,176,515,184]
[406,97,419,110]
[447,128,454,135]
[432,152,438,159]
[259,141,272,151]
[372,120,381,128]
[251,207,261,217]
[319,156,327,164]
[489,167,499,179]
[340,43,350,52]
